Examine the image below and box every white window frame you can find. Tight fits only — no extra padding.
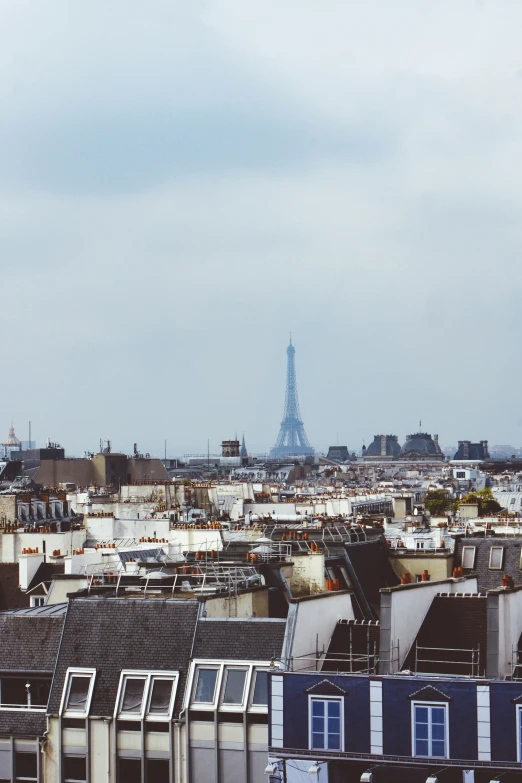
[489,547,504,570]
[59,668,97,718]
[308,695,344,752]
[461,546,476,569]
[186,660,271,713]
[517,704,522,762]
[411,701,449,759]
[114,670,179,722]
[249,668,270,713]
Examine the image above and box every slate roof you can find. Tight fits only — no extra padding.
[47,598,199,717]
[323,620,380,673]
[343,538,400,620]
[0,711,47,737]
[192,619,286,661]
[27,562,65,592]
[0,614,64,672]
[403,595,487,677]
[454,536,522,591]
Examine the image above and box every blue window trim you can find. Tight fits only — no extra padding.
[411,701,449,759]
[308,695,344,752]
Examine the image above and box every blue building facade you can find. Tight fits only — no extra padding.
[269,671,522,783]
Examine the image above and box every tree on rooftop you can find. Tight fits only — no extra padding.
[424,489,454,516]
[462,487,503,517]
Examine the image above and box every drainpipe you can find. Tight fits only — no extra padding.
[39,728,49,783]
[86,717,91,783]
[103,719,111,783]
[173,720,182,783]
[112,717,118,783]
[184,708,190,783]
[58,716,62,783]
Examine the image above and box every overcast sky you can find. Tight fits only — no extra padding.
[2,0,522,457]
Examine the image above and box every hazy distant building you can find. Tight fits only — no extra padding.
[222,440,240,457]
[454,440,490,460]
[2,424,21,458]
[400,431,444,460]
[363,435,401,461]
[32,452,169,488]
[326,446,350,462]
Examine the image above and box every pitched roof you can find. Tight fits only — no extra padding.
[403,595,487,677]
[0,614,64,672]
[455,536,522,591]
[48,598,199,717]
[192,618,286,661]
[27,562,65,592]
[343,539,400,620]
[0,711,47,737]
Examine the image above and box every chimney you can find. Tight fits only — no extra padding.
[19,551,45,591]
[463,441,470,459]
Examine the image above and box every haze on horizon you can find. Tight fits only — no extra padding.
[2,0,522,458]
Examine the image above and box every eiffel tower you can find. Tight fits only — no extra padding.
[270,338,314,458]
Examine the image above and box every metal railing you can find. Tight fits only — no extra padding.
[414,642,482,677]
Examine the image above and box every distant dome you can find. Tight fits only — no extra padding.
[365,435,401,459]
[400,432,443,459]
[2,425,20,447]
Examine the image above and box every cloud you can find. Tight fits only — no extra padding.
[2,0,522,454]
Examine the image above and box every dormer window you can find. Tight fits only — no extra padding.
[251,670,268,707]
[222,668,247,705]
[194,668,219,704]
[60,669,96,718]
[489,547,504,570]
[461,546,476,569]
[115,671,178,721]
[188,661,271,712]
[120,677,146,715]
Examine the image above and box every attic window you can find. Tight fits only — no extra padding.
[60,669,96,718]
[461,546,476,569]
[120,677,146,715]
[115,671,178,721]
[188,661,271,712]
[222,669,247,705]
[489,547,504,570]
[194,668,219,704]
[252,671,268,706]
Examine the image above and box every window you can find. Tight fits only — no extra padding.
[461,546,476,569]
[1,677,50,710]
[309,698,342,751]
[188,661,271,713]
[120,677,146,715]
[63,756,86,783]
[15,752,37,782]
[456,471,466,479]
[147,677,175,716]
[60,669,96,718]
[194,668,219,704]
[252,671,268,706]
[412,703,448,758]
[30,597,45,607]
[416,541,425,550]
[489,547,504,570]
[222,669,247,705]
[115,671,178,721]
[146,759,169,783]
